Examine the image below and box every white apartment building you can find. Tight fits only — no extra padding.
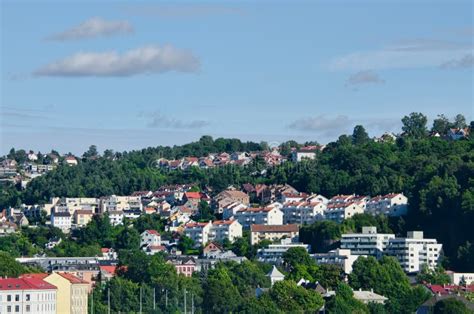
[100,195,143,213]
[366,193,408,216]
[235,206,283,229]
[61,197,99,214]
[312,249,362,274]
[282,201,326,224]
[250,224,299,245]
[184,220,242,246]
[257,238,310,264]
[184,221,212,247]
[325,202,364,222]
[0,277,57,314]
[140,230,162,248]
[341,227,395,258]
[222,202,248,220]
[107,211,124,226]
[51,211,72,233]
[209,220,243,243]
[386,231,442,273]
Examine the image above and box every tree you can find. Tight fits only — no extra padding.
[269,280,324,313]
[352,125,370,145]
[434,298,471,314]
[416,265,451,285]
[83,145,99,159]
[325,282,368,314]
[204,267,241,313]
[0,251,28,277]
[178,235,195,254]
[431,114,451,134]
[402,112,428,138]
[452,114,467,129]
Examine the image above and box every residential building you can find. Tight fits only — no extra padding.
[353,289,388,304]
[341,227,395,258]
[258,238,310,264]
[51,211,72,233]
[417,295,474,314]
[65,156,78,166]
[213,190,250,213]
[140,230,162,248]
[387,231,442,273]
[73,210,94,227]
[446,271,474,285]
[42,272,89,314]
[324,202,364,222]
[282,200,326,224]
[107,211,124,226]
[222,202,247,220]
[184,221,212,247]
[448,127,470,140]
[166,256,197,277]
[250,224,299,245]
[366,193,408,216]
[267,265,285,286]
[292,146,319,162]
[312,249,361,274]
[100,195,142,213]
[0,277,57,314]
[210,220,242,243]
[235,206,283,229]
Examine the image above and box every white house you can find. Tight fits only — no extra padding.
[366,193,408,216]
[267,265,285,286]
[341,227,395,258]
[312,249,361,274]
[0,277,57,314]
[107,211,124,226]
[210,220,242,243]
[184,221,212,247]
[257,238,310,264]
[100,195,142,213]
[324,202,364,222]
[235,206,283,229]
[282,200,326,224]
[50,211,71,233]
[222,202,248,220]
[140,230,162,248]
[250,224,299,245]
[387,231,442,273]
[64,156,78,166]
[446,271,474,285]
[353,289,388,304]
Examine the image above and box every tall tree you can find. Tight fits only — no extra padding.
[352,125,370,145]
[402,112,428,138]
[431,114,451,134]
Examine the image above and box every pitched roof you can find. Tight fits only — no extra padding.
[267,265,285,278]
[185,192,202,199]
[251,224,299,233]
[145,229,160,236]
[0,277,56,290]
[57,272,89,284]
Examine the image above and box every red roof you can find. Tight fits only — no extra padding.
[426,284,474,295]
[145,230,160,236]
[213,220,235,226]
[184,192,201,199]
[0,278,56,290]
[57,272,89,284]
[101,248,110,253]
[99,266,118,275]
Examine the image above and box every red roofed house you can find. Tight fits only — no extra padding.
[211,219,243,243]
[0,277,57,314]
[140,230,162,249]
[235,205,283,229]
[184,221,212,247]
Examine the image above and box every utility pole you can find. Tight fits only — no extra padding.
[91,291,94,314]
[184,288,187,314]
[165,289,168,308]
[139,285,143,314]
[191,293,194,314]
[107,288,110,314]
[153,287,156,310]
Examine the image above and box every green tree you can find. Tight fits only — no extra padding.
[416,265,451,284]
[431,114,451,134]
[269,280,324,313]
[434,298,471,314]
[326,282,368,314]
[204,267,241,313]
[0,251,28,277]
[352,125,370,145]
[402,112,428,138]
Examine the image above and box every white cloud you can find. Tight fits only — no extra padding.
[145,112,210,129]
[46,17,133,41]
[34,45,200,77]
[346,70,384,87]
[329,39,473,71]
[440,54,474,69]
[288,115,351,136]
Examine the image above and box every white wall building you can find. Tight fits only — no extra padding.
[107,211,124,226]
[235,206,283,229]
[100,195,143,213]
[222,202,248,220]
[312,249,362,274]
[257,238,310,264]
[184,221,212,247]
[341,227,395,258]
[282,201,326,224]
[325,202,364,222]
[366,193,408,216]
[0,277,57,314]
[50,211,72,233]
[140,230,162,248]
[387,231,442,273]
[210,220,242,243]
[446,271,474,285]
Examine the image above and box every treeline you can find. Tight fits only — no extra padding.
[1,112,473,271]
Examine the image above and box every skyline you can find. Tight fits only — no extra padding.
[1,1,473,154]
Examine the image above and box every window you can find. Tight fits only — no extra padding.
[7,295,11,302]
[15,295,19,301]
[7,306,12,313]
[26,294,30,301]
[26,305,30,312]
[15,305,19,313]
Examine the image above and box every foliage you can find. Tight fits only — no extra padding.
[0,251,31,277]
[269,280,324,313]
[434,298,472,314]
[416,265,451,285]
[325,282,368,314]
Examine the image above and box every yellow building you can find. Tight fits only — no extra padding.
[43,272,89,314]
[73,210,94,227]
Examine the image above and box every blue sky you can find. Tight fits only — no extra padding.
[1,0,473,154]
